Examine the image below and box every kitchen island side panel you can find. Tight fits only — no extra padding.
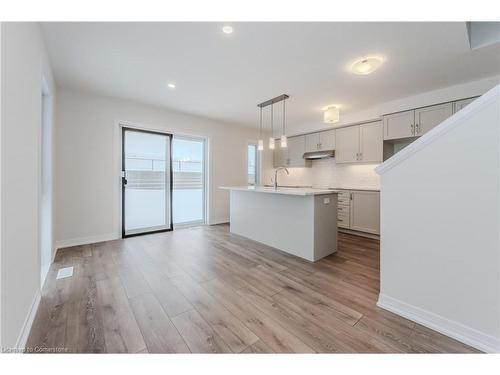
[229,190,315,261]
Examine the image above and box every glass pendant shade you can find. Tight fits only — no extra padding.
[268,137,275,150]
[258,139,264,151]
[280,135,287,148]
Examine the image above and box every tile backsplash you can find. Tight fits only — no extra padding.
[265,158,380,190]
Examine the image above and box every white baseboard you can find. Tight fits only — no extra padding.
[55,233,117,250]
[377,293,500,353]
[208,218,229,225]
[15,290,41,351]
[338,228,380,240]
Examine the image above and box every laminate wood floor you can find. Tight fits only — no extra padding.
[26,224,479,353]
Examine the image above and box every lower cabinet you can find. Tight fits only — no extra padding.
[337,190,380,235]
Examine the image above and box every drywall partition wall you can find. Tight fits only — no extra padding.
[286,75,500,135]
[1,23,56,349]
[54,88,268,247]
[375,85,500,352]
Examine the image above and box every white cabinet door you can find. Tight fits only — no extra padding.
[415,102,453,136]
[383,110,415,140]
[453,97,477,114]
[287,135,306,167]
[335,126,360,163]
[318,129,336,151]
[359,121,383,163]
[305,133,320,153]
[349,191,380,234]
[273,144,287,168]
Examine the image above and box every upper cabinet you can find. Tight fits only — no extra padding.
[360,121,383,162]
[319,129,336,151]
[383,110,415,140]
[336,121,382,164]
[287,136,309,167]
[335,126,359,163]
[305,133,320,153]
[384,101,462,142]
[414,102,453,136]
[305,129,336,152]
[273,135,311,168]
[453,97,477,114]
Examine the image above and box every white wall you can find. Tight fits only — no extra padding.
[0,22,56,349]
[376,85,500,352]
[54,88,269,247]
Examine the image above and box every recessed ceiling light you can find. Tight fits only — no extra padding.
[167,83,176,89]
[222,25,233,34]
[350,57,384,75]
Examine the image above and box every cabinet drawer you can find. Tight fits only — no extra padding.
[338,195,350,205]
[337,214,349,228]
[337,205,350,213]
[338,191,350,199]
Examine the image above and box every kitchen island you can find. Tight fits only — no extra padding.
[220,186,339,262]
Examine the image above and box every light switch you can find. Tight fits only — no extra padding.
[323,197,330,204]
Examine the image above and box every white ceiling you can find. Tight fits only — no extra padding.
[41,22,500,131]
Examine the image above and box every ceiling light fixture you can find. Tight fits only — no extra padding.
[222,25,233,34]
[280,98,287,148]
[258,107,264,151]
[269,103,275,150]
[167,83,176,89]
[257,94,289,151]
[350,56,383,75]
[323,106,340,124]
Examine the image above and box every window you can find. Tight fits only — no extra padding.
[172,136,206,225]
[247,143,259,185]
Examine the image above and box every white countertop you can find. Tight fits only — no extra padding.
[220,186,338,196]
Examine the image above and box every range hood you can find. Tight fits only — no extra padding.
[303,150,335,160]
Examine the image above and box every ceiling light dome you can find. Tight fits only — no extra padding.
[324,106,340,124]
[350,56,383,75]
[222,25,233,34]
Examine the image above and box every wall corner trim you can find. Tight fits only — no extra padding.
[14,290,41,351]
[377,293,500,353]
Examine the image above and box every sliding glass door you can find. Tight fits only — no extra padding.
[172,136,206,225]
[122,128,173,237]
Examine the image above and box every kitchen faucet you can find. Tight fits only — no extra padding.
[273,167,289,189]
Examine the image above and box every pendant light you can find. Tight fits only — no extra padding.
[280,98,287,148]
[258,107,264,151]
[268,103,275,150]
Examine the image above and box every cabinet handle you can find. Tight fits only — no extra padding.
[415,123,419,135]
[359,152,362,161]
[410,124,414,135]
[350,192,353,200]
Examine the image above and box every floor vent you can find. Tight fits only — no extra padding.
[56,266,74,279]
